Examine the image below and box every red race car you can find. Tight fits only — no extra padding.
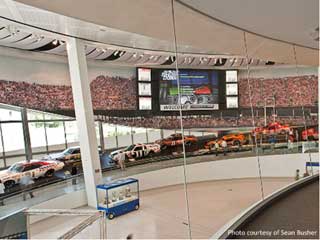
[193,86,212,95]
[302,128,319,141]
[252,122,291,135]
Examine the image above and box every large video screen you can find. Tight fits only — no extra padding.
[158,69,219,111]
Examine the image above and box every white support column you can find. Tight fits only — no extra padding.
[66,38,102,207]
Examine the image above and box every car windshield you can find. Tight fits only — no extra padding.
[62,148,75,155]
[125,145,135,151]
[8,163,24,173]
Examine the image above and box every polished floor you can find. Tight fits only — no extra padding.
[30,177,293,239]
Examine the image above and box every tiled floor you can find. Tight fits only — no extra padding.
[30,177,293,239]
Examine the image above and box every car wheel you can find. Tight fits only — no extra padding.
[308,136,314,141]
[71,167,78,175]
[4,180,15,189]
[108,213,115,220]
[45,169,55,178]
[233,140,241,152]
[149,151,155,157]
[209,144,215,151]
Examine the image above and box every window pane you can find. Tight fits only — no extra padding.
[103,123,116,137]
[29,122,47,154]
[65,121,79,147]
[46,121,66,151]
[1,123,25,156]
[0,108,22,121]
[27,110,44,121]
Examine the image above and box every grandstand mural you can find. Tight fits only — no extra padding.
[0,75,137,111]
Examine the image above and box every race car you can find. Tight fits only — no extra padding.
[156,133,198,148]
[302,128,319,141]
[42,146,81,162]
[193,86,212,95]
[0,160,64,189]
[252,122,291,136]
[205,133,247,149]
[110,143,161,161]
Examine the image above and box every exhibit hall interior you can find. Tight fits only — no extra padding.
[0,0,318,239]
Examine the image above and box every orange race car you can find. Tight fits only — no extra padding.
[252,122,291,136]
[155,133,198,148]
[302,128,319,141]
[205,133,247,149]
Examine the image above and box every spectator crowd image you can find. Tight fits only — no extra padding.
[0,74,318,129]
[99,115,318,129]
[0,75,137,111]
[238,75,318,107]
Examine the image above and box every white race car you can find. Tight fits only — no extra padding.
[0,160,64,189]
[110,143,161,161]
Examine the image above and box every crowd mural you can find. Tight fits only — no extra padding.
[102,115,318,129]
[238,75,318,107]
[0,74,318,130]
[0,75,137,111]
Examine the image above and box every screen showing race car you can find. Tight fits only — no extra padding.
[158,70,219,111]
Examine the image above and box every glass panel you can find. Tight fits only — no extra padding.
[29,122,47,154]
[116,125,131,136]
[46,121,66,151]
[27,110,44,121]
[147,128,162,143]
[65,121,79,147]
[1,123,25,156]
[0,108,22,121]
[95,121,100,147]
[103,123,116,137]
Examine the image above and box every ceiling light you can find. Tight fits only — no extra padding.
[114,50,119,56]
[133,53,137,58]
[149,55,154,60]
[52,39,58,45]
[219,58,222,64]
[102,48,106,53]
[166,56,170,60]
[119,51,124,56]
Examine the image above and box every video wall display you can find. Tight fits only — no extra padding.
[156,69,220,111]
[138,68,151,81]
[225,70,239,109]
[137,68,152,110]
[226,96,239,108]
[138,83,151,96]
[226,83,238,95]
[139,97,152,110]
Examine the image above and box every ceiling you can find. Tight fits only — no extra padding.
[0,0,319,66]
[180,0,319,49]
